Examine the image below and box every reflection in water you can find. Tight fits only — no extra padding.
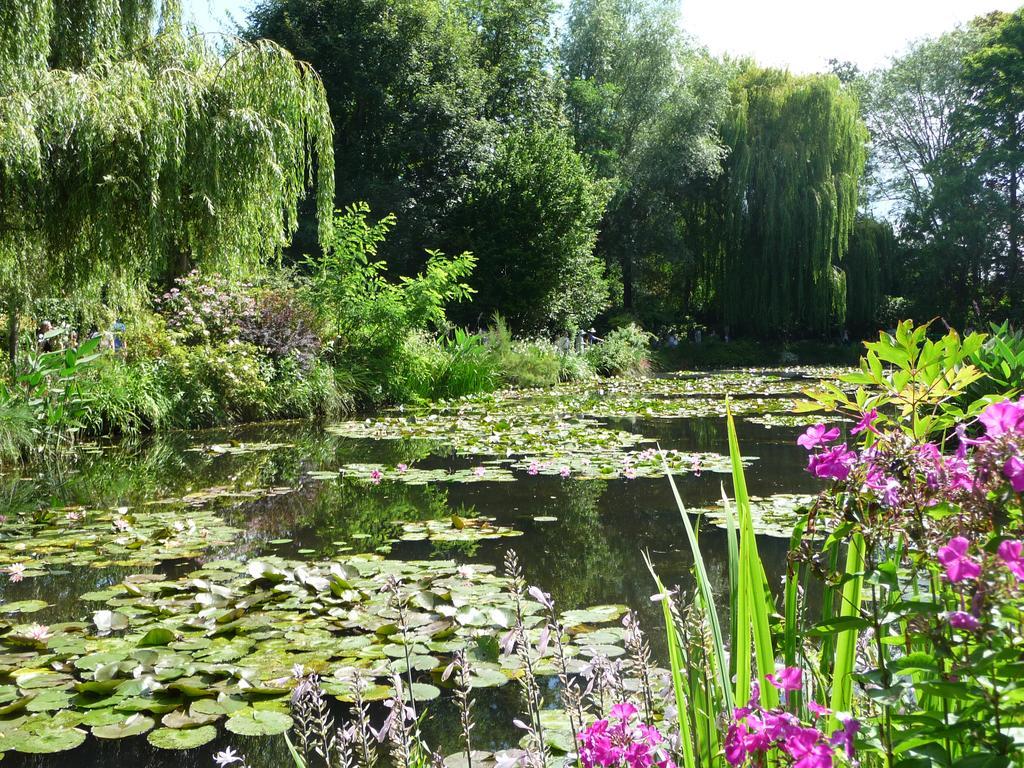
[1,412,821,768]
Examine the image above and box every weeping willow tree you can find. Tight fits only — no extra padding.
[688,67,866,337]
[845,217,897,335]
[0,0,334,361]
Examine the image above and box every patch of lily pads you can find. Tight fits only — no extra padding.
[0,505,242,581]
[0,556,627,754]
[694,493,818,538]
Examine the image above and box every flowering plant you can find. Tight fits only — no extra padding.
[578,703,675,768]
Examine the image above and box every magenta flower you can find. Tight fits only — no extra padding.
[807,701,831,718]
[850,409,879,436]
[807,445,856,481]
[577,702,673,768]
[979,399,1024,438]
[766,666,802,692]
[948,611,980,632]
[829,717,859,759]
[998,539,1024,581]
[797,424,841,451]
[396,463,408,473]
[1003,456,1024,492]
[560,466,571,478]
[937,537,981,583]
[369,469,382,485]
[527,462,539,476]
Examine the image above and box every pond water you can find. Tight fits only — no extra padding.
[0,368,843,768]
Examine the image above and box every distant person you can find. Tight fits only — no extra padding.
[724,325,730,343]
[694,328,702,345]
[112,319,126,353]
[667,333,678,348]
[586,328,602,344]
[841,328,850,346]
[37,320,55,352]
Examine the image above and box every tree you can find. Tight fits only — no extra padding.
[845,217,898,335]
[450,125,612,333]
[961,9,1024,301]
[0,0,334,364]
[247,0,490,264]
[683,67,867,337]
[561,0,727,314]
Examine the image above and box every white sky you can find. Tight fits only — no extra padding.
[185,0,1022,73]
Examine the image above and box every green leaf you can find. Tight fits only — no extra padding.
[147,725,218,750]
[224,709,293,736]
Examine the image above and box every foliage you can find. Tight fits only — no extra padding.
[247,0,490,261]
[562,0,728,313]
[453,126,612,333]
[0,393,36,462]
[241,289,322,368]
[959,321,1024,408]
[485,314,571,388]
[0,0,335,356]
[844,218,898,336]
[156,271,256,346]
[585,323,652,376]
[799,319,987,439]
[682,66,867,338]
[308,203,477,405]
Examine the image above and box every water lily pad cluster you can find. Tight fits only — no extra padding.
[694,493,817,538]
[0,556,627,754]
[0,505,242,580]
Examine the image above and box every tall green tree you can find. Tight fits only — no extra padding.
[845,217,898,335]
[685,67,867,337]
[961,9,1024,303]
[561,0,727,315]
[247,0,490,263]
[450,125,612,333]
[0,0,334,362]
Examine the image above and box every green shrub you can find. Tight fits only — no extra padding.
[558,351,595,382]
[157,342,273,427]
[585,323,652,376]
[271,356,353,418]
[483,314,564,388]
[0,394,36,463]
[960,321,1024,408]
[84,359,172,436]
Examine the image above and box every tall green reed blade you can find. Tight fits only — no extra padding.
[828,531,865,730]
[726,402,778,709]
[658,449,733,714]
[721,483,740,685]
[783,519,806,669]
[645,554,697,768]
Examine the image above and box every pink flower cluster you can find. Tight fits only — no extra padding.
[937,536,1024,585]
[797,424,855,481]
[724,674,856,768]
[975,398,1024,491]
[578,703,675,768]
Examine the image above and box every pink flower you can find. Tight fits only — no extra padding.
[766,666,802,692]
[797,424,841,451]
[27,624,51,642]
[527,462,539,476]
[1003,456,1024,492]
[937,537,980,583]
[691,457,702,477]
[473,466,486,477]
[947,611,980,631]
[829,716,859,758]
[998,539,1024,581]
[623,467,637,480]
[369,469,382,485]
[850,409,879,436]
[807,445,856,481]
[807,701,831,718]
[396,463,408,473]
[559,466,571,478]
[979,399,1024,438]
[609,702,637,722]
[7,563,25,583]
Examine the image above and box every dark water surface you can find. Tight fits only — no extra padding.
[0,392,825,768]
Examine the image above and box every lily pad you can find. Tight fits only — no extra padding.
[147,725,218,750]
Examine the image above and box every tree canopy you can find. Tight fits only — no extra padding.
[0,0,334,355]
